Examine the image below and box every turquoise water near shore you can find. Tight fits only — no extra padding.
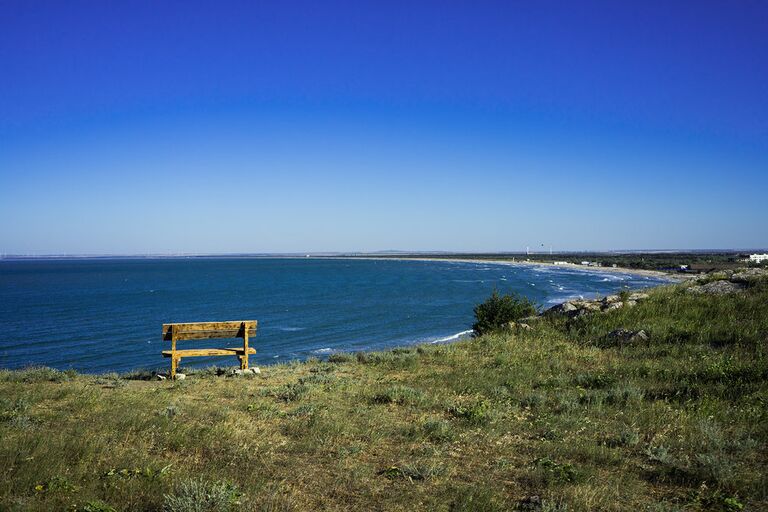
[0,258,668,373]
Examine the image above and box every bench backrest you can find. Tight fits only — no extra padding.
[162,321,258,342]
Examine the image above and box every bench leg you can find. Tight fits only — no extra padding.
[242,327,249,370]
[171,357,179,379]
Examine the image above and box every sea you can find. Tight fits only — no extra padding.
[0,257,670,373]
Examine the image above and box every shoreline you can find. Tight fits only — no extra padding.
[323,255,682,281]
[0,257,680,375]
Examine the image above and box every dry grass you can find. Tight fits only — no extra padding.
[1,280,766,511]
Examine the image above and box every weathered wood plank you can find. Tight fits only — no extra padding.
[162,347,257,358]
[162,321,257,341]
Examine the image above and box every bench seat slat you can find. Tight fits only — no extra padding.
[162,321,257,341]
[162,347,257,358]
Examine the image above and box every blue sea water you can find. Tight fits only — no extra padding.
[0,258,669,373]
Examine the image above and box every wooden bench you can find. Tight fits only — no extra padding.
[162,321,257,379]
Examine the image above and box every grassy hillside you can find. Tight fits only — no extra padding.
[1,279,767,511]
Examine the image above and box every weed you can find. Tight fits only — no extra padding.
[448,398,491,425]
[422,419,453,443]
[371,385,424,405]
[530,457,580,485]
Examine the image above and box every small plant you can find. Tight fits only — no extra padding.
[573,372,616,389]
[450,486,505,511]
[264,382,310,402]
[531,457,580,484]
[371,385,424,405]
[423,419,453,443]
[102,464,172,480]
[327,353,354,363]
[74,501,117,512]
[448,398,490,425]
[472,290,537,335]
[163,478,241,512]
[298,374,335,386]
[34,475,79,494]
[0,366,74,383]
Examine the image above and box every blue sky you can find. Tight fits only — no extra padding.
[1,1,766,254]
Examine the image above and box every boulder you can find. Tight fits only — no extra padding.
[580,302,602,312]
[687,280,747,295]
[625,300,638,308]
[546,302,577,315]
[606,329,648,345]
[602,295,621,304]
[156,374,167,381]
[175,373,186,381]
[602,302,624,311]
[628,292,649,301]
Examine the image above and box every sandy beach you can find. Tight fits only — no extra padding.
[328,256,682,281]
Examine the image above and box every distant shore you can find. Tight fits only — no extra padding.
[327,256,682,281]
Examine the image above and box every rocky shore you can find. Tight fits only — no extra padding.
[512,266,768,326]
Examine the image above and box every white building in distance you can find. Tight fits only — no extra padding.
[749,253,768,263]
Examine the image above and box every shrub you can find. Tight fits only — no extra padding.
[163,478,240,512]
[472,291,536,335]
[271,382,309,402]
[327,353,354,363]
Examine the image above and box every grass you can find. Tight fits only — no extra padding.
[1,279,766,511]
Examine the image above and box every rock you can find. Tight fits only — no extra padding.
[602,302,624,311]
[234,367,261,376]
[687,280,747,295]
[580,302,602,312]
[519,315,542,323]
[625,300,638,307]
[174,373,186,380]
[606,329,648,345]
[602,295,621,304]
[628,292,649,301]
[156,374,167,381]
[546,302,577,315]
[505,321,533,331]
[518,495,542,510]
[730,268,768,283]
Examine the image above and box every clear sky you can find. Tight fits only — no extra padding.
[1,1,766,254]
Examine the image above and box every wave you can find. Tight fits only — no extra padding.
[311,347,333,354]
[277,326,305,332]
[430,329,474,344]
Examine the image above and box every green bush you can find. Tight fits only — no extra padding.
[472,291,537,335]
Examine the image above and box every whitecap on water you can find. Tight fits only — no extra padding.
[430,329,474,344]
